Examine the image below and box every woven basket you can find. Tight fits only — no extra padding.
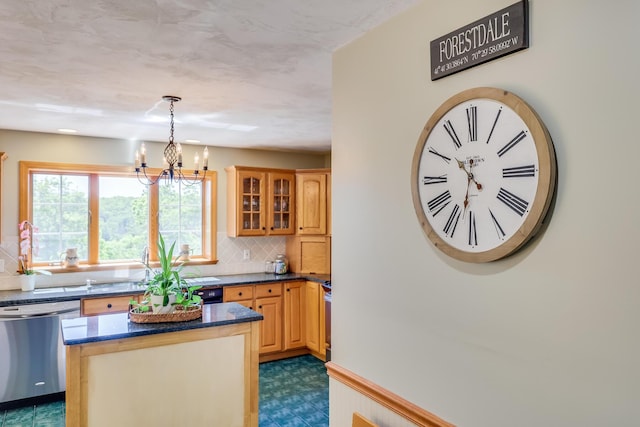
[129,305,202,324]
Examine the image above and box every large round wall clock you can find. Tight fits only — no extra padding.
[411,87,557,263]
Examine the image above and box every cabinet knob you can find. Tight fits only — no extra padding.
[268,289,272,293]
[286,288,290,292]
[258,305,262,309]
[107,303,112,309]
[238,292,243,296]
[299,227,303,230]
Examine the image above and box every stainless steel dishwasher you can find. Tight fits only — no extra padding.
[0,300,80,407]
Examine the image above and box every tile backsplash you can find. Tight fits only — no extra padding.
[0,232,286,291]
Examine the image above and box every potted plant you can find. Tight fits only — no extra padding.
[135,234,202,315]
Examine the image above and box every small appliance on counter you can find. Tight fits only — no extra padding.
[274,254,288,274]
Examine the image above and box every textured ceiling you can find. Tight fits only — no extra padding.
[0,0,418,152]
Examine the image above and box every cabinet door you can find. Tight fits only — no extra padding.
[286,235,331,274]
[305,281,321,353]
[284,281,306,350]
[255,296,283,354]
[227,169,266,237]
[296,173,327,235]
[268,172,295,235]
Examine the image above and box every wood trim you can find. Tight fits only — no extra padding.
[88,175,99,264]
[18,161,218,269]
[326,362,455,427]
[0,152,6,243]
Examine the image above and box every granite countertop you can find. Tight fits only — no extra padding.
[61,302,263,346]
[0,272,331,307]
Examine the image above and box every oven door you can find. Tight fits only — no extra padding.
[196,287,223,304]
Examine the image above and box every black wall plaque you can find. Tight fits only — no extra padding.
[430,0,528,81]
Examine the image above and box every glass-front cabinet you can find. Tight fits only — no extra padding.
[268,172,295,235]
[240,171,265,234]
[226,166,295,237]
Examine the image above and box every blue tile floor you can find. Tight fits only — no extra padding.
[0,355,329,427]
[259,355,329,427]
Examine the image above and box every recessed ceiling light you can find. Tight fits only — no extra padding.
[185,139,200,143]
[57,128,77,133]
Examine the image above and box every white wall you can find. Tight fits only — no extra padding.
[331,0,640,426]
[0,129,327,287]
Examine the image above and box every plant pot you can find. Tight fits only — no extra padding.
[149,293,177,314]
[19,275,36,291]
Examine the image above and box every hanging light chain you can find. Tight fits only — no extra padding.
[136,95,208,186]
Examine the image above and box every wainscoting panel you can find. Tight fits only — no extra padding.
[326,362,454,427]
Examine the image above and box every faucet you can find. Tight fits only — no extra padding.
[142,246,150,283]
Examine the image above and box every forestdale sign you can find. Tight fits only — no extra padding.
[430,0,529,80]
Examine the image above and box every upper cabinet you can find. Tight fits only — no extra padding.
[268,171,296,235]
[296,171,328,235]
[226,166,295,237]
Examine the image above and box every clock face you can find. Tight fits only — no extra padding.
[411,88,556,262]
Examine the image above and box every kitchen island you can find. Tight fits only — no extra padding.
[61,302,263,427]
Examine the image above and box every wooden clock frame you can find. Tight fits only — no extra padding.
[411,87,557,262]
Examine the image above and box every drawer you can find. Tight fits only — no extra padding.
[255,283,282,298]
[82,295,139,316]
[235,300,253,309]
[224,285,254,302]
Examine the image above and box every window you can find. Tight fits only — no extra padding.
[19,162,217,270]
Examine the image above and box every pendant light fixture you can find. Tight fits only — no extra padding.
[135,95,208,185]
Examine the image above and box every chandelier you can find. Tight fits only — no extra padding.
[135,95,208,186]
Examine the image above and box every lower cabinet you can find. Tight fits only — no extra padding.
[305,281,326,358]
[224,280,326,360]
[224,283,283,354]
[284,281,306,350]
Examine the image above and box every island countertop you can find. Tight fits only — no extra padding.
[61,302,263,346]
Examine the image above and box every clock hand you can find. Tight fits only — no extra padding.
[468,159,483,191]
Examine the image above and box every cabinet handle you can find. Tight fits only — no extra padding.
[107,303,112,309]
[268,289,272,293]
[299,227,303,230]
[258,305,262,309]
[238,292,243,296]
[286,288,290,292]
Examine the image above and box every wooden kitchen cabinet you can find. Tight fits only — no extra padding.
[286,235,331,274]
[226,166,295,237]
[296,172,327,235]
[283,281,306,350]
[224,282,283,354]
[305,281,326,359]
[81,294,141,316]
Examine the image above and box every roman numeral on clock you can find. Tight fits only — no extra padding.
[467,106,477,142]
[427,190,451,216]
[496,187,529,217]
[443,204,461,237]
[427,147,451,163]
[503,165,536,178]
[443,120,462,148]
[489,208,506,239]
[497,130,527,157]
[468,211,477,246]
[422,175,447,185]
[486,107,502,144]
